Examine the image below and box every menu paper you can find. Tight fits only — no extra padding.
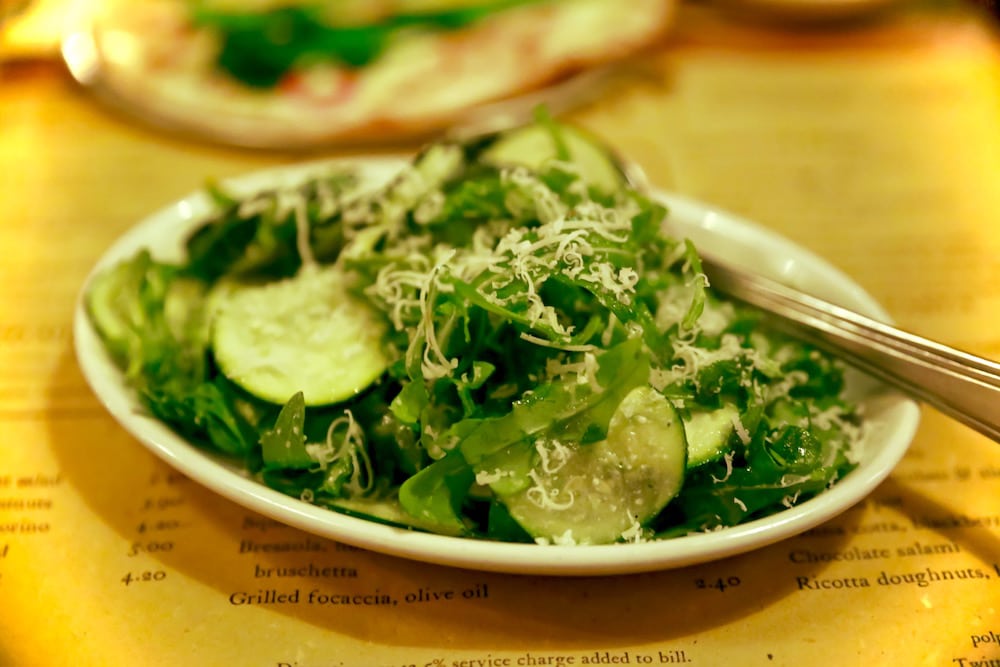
[3,6,1000,666]
[3,407,1000,665]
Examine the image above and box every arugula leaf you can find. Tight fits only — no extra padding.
[389,380,429,426]
[457,337,649,465]
[398,449,475,536]
[260,391,313,469]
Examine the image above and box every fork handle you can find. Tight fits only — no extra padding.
[701,256,1000,444]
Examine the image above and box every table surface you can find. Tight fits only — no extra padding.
[2,3,1000,666]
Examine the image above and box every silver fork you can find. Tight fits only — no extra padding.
[614,147,1000,444]
[701,255,1000,443]
[450,117,1000,443]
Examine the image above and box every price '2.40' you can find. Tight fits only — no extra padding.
[695,576,742,592]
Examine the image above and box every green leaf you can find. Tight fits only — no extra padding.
[457,337,650,465]
[260,392,314,469]
[85,251,188,376]
[142,377,256,457]
[389,381,429,425]
[533,105,571,161]
[398,450,474,536]
[487,500,534,543]
[680,239,707,331]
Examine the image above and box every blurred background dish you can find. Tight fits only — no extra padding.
[60,0,677,149]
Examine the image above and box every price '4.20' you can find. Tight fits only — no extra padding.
[136,519,181,534]
[121,570,167,586]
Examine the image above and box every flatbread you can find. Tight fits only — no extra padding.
[76,0,675,146]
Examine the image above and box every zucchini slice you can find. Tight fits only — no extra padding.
[85,251,173,363]
[684,404,740,469]
[495,386,687,545]
[325,495,451,534]
[480,122,626,193]
[209,265,389,406]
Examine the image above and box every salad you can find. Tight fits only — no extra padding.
[84,116,865,546]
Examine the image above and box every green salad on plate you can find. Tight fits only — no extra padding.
[84,116,865,546]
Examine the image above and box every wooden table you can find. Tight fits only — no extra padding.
[2,3,1000,665]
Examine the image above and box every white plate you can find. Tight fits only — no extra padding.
[59,0,662,151]
[73,158,920,576]
[62,21,622,151]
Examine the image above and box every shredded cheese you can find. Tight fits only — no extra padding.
[534,438,572,475]
[525,469,575,511]
[712,451,735,484]
[304,409,373,495]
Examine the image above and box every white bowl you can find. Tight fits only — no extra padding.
[73,158,920,576]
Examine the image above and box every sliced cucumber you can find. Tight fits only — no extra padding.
[684,404,739,469]
[85,268,126,353]
[209,265,389,406]
[413,141,465,186]
[86,252,209,368]
[494,386,686,545]
[325,495,448,534]
[480,122,625,193]
[85,251,170,363]
[163,276,210,345]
